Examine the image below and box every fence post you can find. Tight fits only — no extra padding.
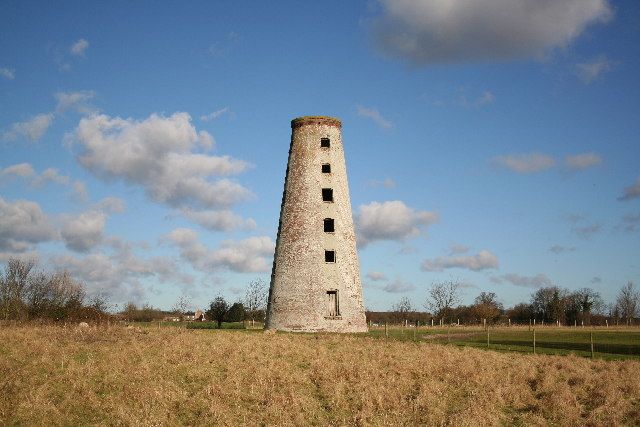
[508,318,511,327]
[590,332,594,358]
[385,322,388,339]
[413,324,416,341]
[487,328,490,348]
[533,329,536,354]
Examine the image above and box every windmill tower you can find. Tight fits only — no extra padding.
[265,116,367,333]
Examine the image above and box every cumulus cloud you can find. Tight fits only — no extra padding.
[181,208,256,232]
[356,200,438,247]
[382,280,415,293]
[61,210,107,252]
[50,243,192,304]
[73,112,251,209]
[3,113,55,142]
[490,273,552,289]
[70,38,89,56]
[55,90,96,114]
[492,153,555,174]
[164,228,275,273]
[421,250,498,272]
[366,271,387,282]
[73,181,88,202]
[576,55,613,84]
[31,168,70,187]
[0,197,57,252]
[0,67,15,80]
[97,197,125,214]
[356,105,393,129]
[565,152,602,171]
[618,177,640,201]
[200,107,229,121]
[373,0,613,64]
[0,163,35,180]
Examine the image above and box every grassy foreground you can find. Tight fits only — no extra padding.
[1,325,639,426]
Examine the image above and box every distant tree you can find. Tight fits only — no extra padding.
[531,286,566,323]
[1,258,35,320]
[244,278,268,326]
[472,292,503,324]
[207,296,229,328]
[615,282,639,325]
[566,288,603,325]
[506,303,533,324]
[391,297,414,324]
[172,295,192,320]
[226,302,246,323]
[425,280,461,322]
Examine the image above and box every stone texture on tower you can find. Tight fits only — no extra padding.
[265,116,368,332]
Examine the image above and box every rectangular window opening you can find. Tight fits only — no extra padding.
[324,250,335,263]
[321,163,331,174]
[326,290,340,317]
[323,218,335,233]
[320,138,330,148]
[322,188,333,202]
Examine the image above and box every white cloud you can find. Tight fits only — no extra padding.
[31,168,70,187]
[181,208,256,232]
[164,228,275,273]
[70,38,89,56]
[448,244,469,255]
[457,90,495,108]
[200,107,229,121]
[0,197,57,251]
[373,0,613,64]
[367,178,396,189]
[356,200,438,247]
[73,181,88,202]
[421,249,498,272]
[490,273,552,289]
[73,112,252,209]
[0,163,35,180]
[492,153,555,174]
[61,210,107,252]
[0,67,15,80]
[565,152,602,171]
[55,90,96,114]
[382,280,416,293]
[3,113,55,142]
[576,55,613,84]
[97,197,125,214]
[356,105,393,129]
[366,271,387,282]
[618,177,640,201]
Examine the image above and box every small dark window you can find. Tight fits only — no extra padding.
[324,250,335,263]
[322,188,333,202]
[327,290,339,317]
[323,218,335,233]
[320,138,330,148]
[321,164,331,173]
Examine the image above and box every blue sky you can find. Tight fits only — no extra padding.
[1,0,639,312]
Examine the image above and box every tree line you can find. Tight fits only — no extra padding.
[368,280,639,327]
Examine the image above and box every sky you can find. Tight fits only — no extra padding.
[1,0,639,312]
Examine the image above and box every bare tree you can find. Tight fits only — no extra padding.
[616,282,639,325]
[472,291,503,324]
[425,280,461,322]
[1,258,35,320]
[392,297,414,324]
[172,295,192,320]
[244,278,268,326]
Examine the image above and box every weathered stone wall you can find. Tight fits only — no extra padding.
[265,116,367,332]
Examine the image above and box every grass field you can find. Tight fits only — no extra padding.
[1,324,640,425]
[369,326,640,360]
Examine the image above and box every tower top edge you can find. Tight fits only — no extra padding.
[291,116,342,129]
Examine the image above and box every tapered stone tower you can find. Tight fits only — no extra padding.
[265,116,367,332]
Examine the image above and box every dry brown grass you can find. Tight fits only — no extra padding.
[1,325,639,426]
